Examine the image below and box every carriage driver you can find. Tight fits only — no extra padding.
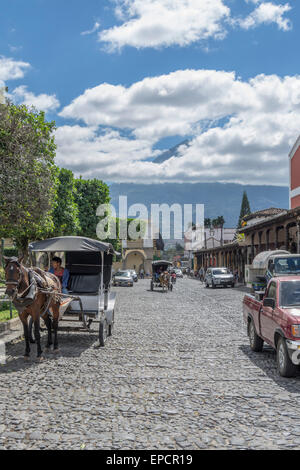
[49,256,70,294]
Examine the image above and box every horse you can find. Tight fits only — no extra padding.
[159,271,170,293]
[4,256,62,360]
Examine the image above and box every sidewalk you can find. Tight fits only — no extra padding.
[234,283,252,293]
[0,317,23,345]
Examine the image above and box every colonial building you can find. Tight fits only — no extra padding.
[289,135,300,209]
[239,207,300,263]
[114,220,164,274]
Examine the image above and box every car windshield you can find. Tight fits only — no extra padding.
[116,271,130,277]
[274,257,300,274]
[212,269,230,275]
[280,281,300,307]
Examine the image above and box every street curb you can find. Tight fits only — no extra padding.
[0,317,20,334]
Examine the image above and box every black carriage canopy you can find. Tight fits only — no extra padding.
[29,236,118,254]
[29,237,120,294]
[152,260,173,273]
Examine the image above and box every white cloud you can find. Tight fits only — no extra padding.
[81,21,101,36]
[60,69,254,140]
[58,69,300,185]
[240,1,292,31]
[99,0,230,50]
[12,85,60,112]
[97,0,292,51]
[0,56,30,87]
[55,125,159,176]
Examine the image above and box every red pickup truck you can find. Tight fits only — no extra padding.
[243,276,300,377]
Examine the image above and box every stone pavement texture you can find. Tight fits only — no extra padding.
[1,278,300,450]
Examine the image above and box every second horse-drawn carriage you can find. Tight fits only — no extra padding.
[150,260,173,292]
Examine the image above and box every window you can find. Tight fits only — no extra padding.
[280,281,300,307]
[267,282,277,301]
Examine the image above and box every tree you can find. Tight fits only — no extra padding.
[74,178,110,239]
[51,168,81,236]
[204,218,211,228]
[212,216,225,245]
[0,100,57,258]
[237,191,251,229]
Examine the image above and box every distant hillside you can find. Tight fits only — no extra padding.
[109,182,289,228]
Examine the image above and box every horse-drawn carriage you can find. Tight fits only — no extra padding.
[28,236,117,347]
[3,236,118,359]
[150,260,173,292]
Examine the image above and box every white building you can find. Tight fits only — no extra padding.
[185,226,236,252]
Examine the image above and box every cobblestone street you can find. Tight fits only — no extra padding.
[1,277,300,449]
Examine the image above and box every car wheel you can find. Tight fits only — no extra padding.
[276,337,298,377]
[248,319,264,352]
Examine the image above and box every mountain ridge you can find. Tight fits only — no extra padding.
[109,182,289,228]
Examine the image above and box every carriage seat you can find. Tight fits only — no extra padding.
[67,273,101,294]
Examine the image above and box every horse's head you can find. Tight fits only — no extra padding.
[4,256,24,298]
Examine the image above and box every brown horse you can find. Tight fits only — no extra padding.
[159,271,170,292]
[4,257,61,360]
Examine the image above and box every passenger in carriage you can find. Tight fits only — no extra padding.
[49,256,70,294]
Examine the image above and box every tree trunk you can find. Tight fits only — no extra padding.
[16,236,30,265]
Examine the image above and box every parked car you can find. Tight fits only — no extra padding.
[243,276,300,377]
[205,267,234,288]
[113,270,134,287]
[128,269,138,282]
[174,269,183,278]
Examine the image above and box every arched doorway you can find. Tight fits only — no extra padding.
[124,250,146,273]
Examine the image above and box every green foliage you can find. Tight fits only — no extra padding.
[0,304,18,322]
[204,218,211,228]
[0,101,57,256]
[237,191,251,229]
[3,247,18,257]
[212,216,225,228]
[74,178,110,239]
[51,168,81,236]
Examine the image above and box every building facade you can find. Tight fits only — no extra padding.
[290,135,300,209]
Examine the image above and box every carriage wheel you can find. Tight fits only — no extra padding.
[99,319,108,347]
[108,310,114,337]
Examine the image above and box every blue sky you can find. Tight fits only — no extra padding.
[0,0,299,185]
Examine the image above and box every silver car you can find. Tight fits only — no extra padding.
[205,267,235,288]
[113,271,134,287]
[174,269,183,278]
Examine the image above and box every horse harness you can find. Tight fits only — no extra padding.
[5,262,61,315]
